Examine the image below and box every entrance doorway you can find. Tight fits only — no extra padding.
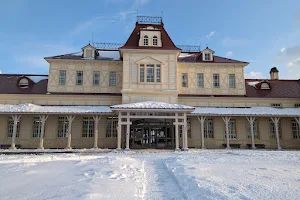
[130,119,174,149]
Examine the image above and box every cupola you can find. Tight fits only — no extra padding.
[270,67,279,80]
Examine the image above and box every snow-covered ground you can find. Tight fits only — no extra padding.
[0,150,299,200]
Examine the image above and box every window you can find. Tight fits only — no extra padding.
[109,72,117,86]
[225,119,237,139]
[76,71,83,85]
[32,116,43,138]
[247,119,259,139]
[59,70,66,85]
[18,78,29,88]
[292,120,300,139]
[143,35,148,46]
[58,117,69,138]
[204,118,214,138]
[271,103,282,108]
[197,73,204,88]
[213,74,219,88]
[82,117,94,137]
[179,117,191,138]
[229,74,236,88]
[7,117,20,138]
[294,104,300,108]
[93,71,100,86]
[85,49,93,58]
[140,64,145,82]
[146,64,155,82]
[156,64,161,82]
[106,117,118,137]
[204,53,211,61]
[269,119,281,139]
[139,64,161,83]
[182,73,188,88]
[153,36,158,45]
[261,82,270,89]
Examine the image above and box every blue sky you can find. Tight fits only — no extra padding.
[1,0,300,79]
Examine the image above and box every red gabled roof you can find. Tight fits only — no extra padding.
[178,52,248,64]
[120,22,180,51]
[245,79,300,98]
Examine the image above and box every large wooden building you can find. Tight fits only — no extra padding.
[0,17,300,150]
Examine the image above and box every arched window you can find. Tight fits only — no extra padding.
[143,35,148,46]
[18,78,29,88]
[153,36,158,46]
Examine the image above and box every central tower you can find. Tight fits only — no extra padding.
[119,16,181,104]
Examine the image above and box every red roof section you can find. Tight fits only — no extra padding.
[245,79,300,98]
[120,22,180,51]
[178,52,248,64]
[0,74,48,94]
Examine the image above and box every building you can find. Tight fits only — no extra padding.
[0,16,299,150]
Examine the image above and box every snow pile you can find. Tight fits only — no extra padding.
[178,53,194,58]
[192,107,300,116]
[111,101,195,110]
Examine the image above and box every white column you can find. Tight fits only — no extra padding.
[117,112,122,150]
[183,112,188,151]
[246,116,256,149]
[93,115,101,149]
[197,116,206,149]
[125,112,130,151]
[174,113,180,151]
[10,115,21,149]
[271,117,281,150]
[66,115,75,150]
[222,116,231,149]
[38,115,48,150]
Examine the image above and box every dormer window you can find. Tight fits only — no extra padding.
[261,82,270,89]
[144,35,149,46]
[205,53,211,61]
[85,49,93,58]
[153,36,158,46]
[18,78,29,88]
[82,44,97,59]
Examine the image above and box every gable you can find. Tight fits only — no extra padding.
[136,56,164,64]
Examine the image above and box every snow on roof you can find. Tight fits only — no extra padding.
[247,81,260,88]
[0,103,112,114]
[111,101,195,110]
[178,53,194,58]
[27,76,48,83]
[98,50,120,60]
[191,107,300,117]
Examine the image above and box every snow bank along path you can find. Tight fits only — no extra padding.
[0,150,299,200]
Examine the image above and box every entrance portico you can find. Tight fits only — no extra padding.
[111,101,195,151]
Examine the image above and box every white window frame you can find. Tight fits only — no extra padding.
[138,64,161,83]
[82,117,94,137]
[204,53,211,61]
[59,70,66,85]
[269,119,281,139]
[93,71,100,86]
[32,116,43,138]
[76,71,83,85]
[109,72,117,86]
[204,118,214,138]
[182,73,188,88]
[153,36,158,46]
[213,74,219,88]
[229,74,236,88]
[292,120,300,139]
[58,117,69,138]
[7,116,20,138]
[197,73,204,88]
[106,117,118,137]
[225,119,237,139]
[143,35,148,46]
[247,119,259,139]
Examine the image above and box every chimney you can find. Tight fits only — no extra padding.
[270,67,279,80]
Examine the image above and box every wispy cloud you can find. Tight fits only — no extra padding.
[245,71,267,79]
[206,31,215,39]
[226,51,233,58]
[222,37,250,47]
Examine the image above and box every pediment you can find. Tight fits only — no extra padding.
[136,56,163,64]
